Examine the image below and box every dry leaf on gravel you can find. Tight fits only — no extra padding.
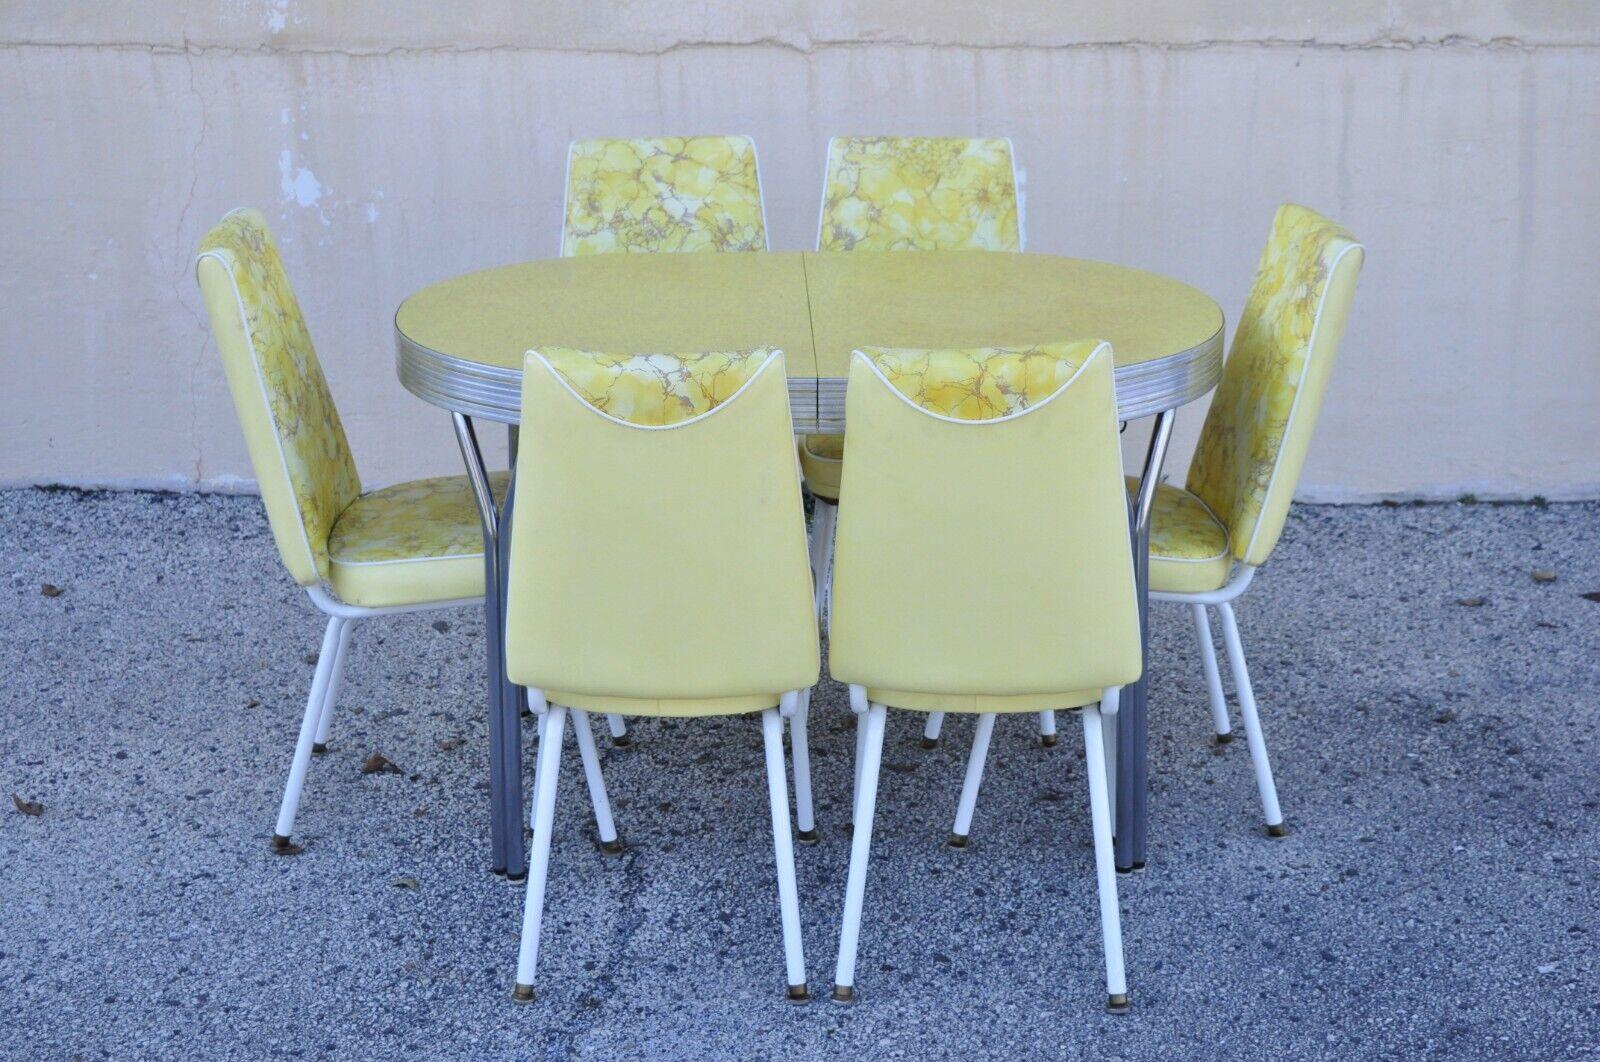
[1456,597,1486,607]
[361,753,402,775]
[40,583,63,597]
[392,876,420,890]
[1531,570,1557,583]
[12,793,44,816]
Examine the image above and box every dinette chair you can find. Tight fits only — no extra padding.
[560,135,769,256]
[801,137,1040,713]
[826,341,1142,1011]
[931,204,1365,842]
[194,209,613,856]
[503,346,821,1003]
[559,134,771,750]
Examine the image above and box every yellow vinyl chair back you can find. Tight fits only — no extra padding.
[817,136,1021,252]
[827,342,1142,710]
[561,136,769,256]
[1186,204,1365,567]
[503,348,820,715]
[195,209,361,586]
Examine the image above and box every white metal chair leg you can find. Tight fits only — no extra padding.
[1192,603,1233,743]
[271,616,347,854]
[761,709,810,1000]
[949,712,996,848]
[571,709,622,854]
[833,700,887,1002]
[512,705,568,1002]
[852,707,868,821]
[310,619,353,755]
[1081,705,1130,1012]
[606,714,630,747]
[791,691,818,843]
[1101,687,1120,836]
[920,711,945,749]
[1038,709,1058,747]
[1216,602,1286,836]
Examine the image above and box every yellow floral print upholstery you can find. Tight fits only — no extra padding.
[1128,478,1233,594]
[860,344,1086,420]
[817,137,1021,252]
[804,136,1022,495]
[562,136,768,256]
[327,472,510,607]
[536,347,774,426]
[195,209,361,586]
[1186,205,1365,567]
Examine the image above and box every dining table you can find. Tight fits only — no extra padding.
[393,249,1224,879]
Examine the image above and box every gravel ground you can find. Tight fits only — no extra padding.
[2,488,1598,1060]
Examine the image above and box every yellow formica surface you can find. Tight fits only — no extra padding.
[395,250,1223,427]
[398,252,815,374]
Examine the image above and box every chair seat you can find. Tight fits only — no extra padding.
[544,691,782,718]
[327,472,510,607]
[1127,477,1233,594]
[799,434,844,500]
[867,687,1103,714]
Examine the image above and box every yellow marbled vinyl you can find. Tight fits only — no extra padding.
[196,209,361,583]
[1185,205,1363,566]
[818,137,1020,252]
[562,136,767,256]
[859,342,1096,421]
[536,347,776,426]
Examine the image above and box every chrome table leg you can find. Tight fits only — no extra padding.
[1116,409,1174,872]
[454,413,526,877]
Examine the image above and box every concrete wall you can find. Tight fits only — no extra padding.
[3,1,1597,499]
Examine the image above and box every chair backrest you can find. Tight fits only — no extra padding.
[503,347,819,705]
[828,342,1142,698]
[195,209,360,585]
[816,136,1022,252]
[560,136,769,256]
[1186,204,1365,567]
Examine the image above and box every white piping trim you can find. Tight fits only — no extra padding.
[850,342,1111,426]
[561,135,770,256]
[523,348,785,432]
[815,136,839,250]
[1238,234,1365,563]
[195,238,326,584]
[558,139,577,257]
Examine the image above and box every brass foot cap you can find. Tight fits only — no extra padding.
[511,984,534,1003]
[787,984,810,1002]
[947,833,969,849]
[311,742,328,756]
[1213,732,1234,745]
[1040,733,1059,748]
[1267,823,1289,838]
[269,834,302,856]
[919,736,939,750]
[796,828,820,845]
[831,985,855,1003]
[1106,993,1130,1014]
[600,838,624,855]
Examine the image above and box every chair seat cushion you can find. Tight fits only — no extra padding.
[866,687,1104,714]
[544,691,782,718]
[1127,477,1232,594]
[798,434,844,500]
[326,472,510,607]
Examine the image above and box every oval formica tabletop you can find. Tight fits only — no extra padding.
[395,250,1224,431]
